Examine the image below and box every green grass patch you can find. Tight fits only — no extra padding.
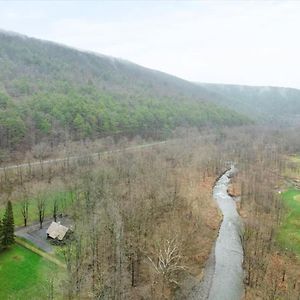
[0,244,64,299]
[288,155,300,164]
[277,188,300,256]
[0,190,75,226]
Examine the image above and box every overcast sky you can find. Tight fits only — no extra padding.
[0,1,300,89]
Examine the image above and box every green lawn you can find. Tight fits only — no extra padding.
[277,188,300,256]
[0,190,75,226]
[0,244,64,299]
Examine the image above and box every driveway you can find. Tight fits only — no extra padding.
[15,217,72,253]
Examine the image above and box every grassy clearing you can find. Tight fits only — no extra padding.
[277,188,300,256]
[0,244,64,300]
[0,190,75,226]
[288,155,300,164]
[15,237,65,268]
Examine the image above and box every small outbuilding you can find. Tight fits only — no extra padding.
[46,221,69,241]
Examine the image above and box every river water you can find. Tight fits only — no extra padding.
[188,166,244,300]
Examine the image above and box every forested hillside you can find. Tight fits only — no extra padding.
[198,83,300,122]
[0,31,248,154]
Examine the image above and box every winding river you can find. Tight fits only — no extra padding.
[189,166,244,300]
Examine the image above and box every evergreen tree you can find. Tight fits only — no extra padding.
[2,201,15,247]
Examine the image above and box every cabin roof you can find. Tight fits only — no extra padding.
[46,221,69,240]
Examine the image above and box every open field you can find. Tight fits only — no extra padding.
[0,190,74,226]
[277,188,300,256]
[0,244,64,300]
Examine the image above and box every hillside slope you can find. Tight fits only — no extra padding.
[198,83,300,123]
[0,31,249,153]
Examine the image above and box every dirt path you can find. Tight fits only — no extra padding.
[0,141,167,172]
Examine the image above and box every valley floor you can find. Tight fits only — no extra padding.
[0,137,223,299]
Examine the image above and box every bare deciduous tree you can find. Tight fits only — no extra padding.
[52,198,58,222]
[37,196,46,229]
[148,239,186,287]
[21,199,29,227]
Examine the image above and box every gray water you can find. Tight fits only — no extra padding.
[208,166,244,300]
[188,166,244,300]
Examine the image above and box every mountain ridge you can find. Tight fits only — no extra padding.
[1,28,300,156]
[0,30,249,153]
[197,83,300,122]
